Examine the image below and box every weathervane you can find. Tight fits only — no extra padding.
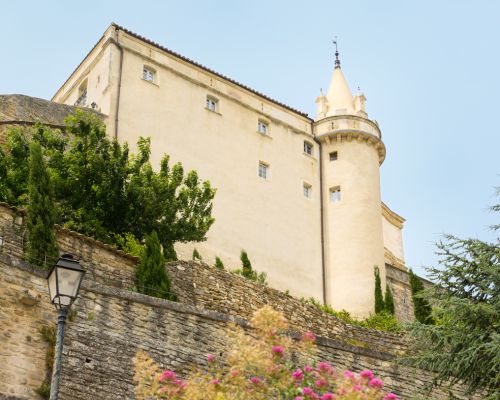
[332,37,340,69]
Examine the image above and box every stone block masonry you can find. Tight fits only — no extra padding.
[0,203,479,399]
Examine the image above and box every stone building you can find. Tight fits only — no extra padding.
[5,24,411,318]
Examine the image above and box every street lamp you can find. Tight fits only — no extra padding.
[46,254,85,400]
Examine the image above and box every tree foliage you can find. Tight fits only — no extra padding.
[136,231,176,301]
[214,256,224,270]
[374,266,385,314]
[404,199,500,399]
[25,142,59,268]
[192,248,202,261]
[0,111,216,260]
[384,284,395,315]
[408,269,433,324]
[240,250,253,278]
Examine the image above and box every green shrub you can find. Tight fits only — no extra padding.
[26,142,58,268]
[358,312,401,332]
[374,265,385,314]
[307,297,402,333]
[192,248,202,261]
[136,231,177,301]
[409,269,433,324]
[34,382,50,399]
[214,256,224,270]
[385,284,395,315]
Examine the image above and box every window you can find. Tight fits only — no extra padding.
[329,151,338,161]
[258,120,269,135]
[258,162,269,180]
[75,80,87,107]
[330,186,341,203]
[303,183,312,198]
[143,67,155,82]
[206,96,218,112]
[303,141,313,156]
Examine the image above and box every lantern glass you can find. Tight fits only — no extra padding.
[47,255,85,309]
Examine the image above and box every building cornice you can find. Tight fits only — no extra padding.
[315,130,386,164]
[384,248,407,272]
[314,114,382,138]
[381,202,406,229]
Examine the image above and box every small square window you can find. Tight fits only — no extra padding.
[258,121,269,135]
[143,67,155,82]
[330,186,341,203]
[329,151,338,161]
[258,162,269,180]
[304,141,313,156]
[206,96,218,112]
[303,183,312,198]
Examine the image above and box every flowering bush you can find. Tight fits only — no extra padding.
[134,306,400,399]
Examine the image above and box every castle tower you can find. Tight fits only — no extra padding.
[314,47,386,317]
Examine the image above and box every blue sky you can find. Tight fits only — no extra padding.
[1,1,498,277]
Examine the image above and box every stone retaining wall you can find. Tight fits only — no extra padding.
[0,257,478,400]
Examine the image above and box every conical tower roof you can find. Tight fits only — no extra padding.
[325,65,354,117]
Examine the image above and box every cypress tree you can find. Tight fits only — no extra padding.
[26,142,58,268]
[374,266,385,314]
[409,269,433,324]
[136,231,176,301]
[214,256,224,270]
[240,250,253,278]
[385,283,395,315]
[192,248,202,261]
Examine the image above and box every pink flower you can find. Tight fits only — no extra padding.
[207,354,216,363]
[359,369,374,379]
[230,369,239,377]
[321,394,335,400]
[383,393,399,400]
[302,331,316,342]
[317,362,333,372]
[210,379,220,386]
[160,370,176,381]
[304,365,314,372]
[295,397,304,400]
[353,384,362,391]
[369,377,384,388]
[272,345,284,355]
[315,379,326,388]
[343,370,355,379]
[249,376,262,385]
[302,387,314,395]
[292,369,304,381]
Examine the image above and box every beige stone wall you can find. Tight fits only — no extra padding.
[51,27,324,302]
[319,134,385,317]
[0,254,477,399]
[48,25,414,318]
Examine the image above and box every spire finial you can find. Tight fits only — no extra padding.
[333,37,340,69]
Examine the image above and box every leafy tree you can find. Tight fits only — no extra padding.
[114,233,144,258]
[384,284,395,315]
[408,269,433,324]
[25,142,59,268]
[192,248,202,261]
[0,146,9,202]
[374,266,385,314]
[214,256,224,270]
[0,111,216,262]
[136,231,176,301]
[404,198,500,399]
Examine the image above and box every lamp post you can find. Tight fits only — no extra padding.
[46,254,85,400]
